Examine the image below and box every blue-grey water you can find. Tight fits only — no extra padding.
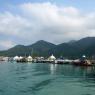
[0,62,95,95]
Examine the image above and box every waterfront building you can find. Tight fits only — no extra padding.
[13,56,19,61]
[27,56,33,62]
[48,54,56,61]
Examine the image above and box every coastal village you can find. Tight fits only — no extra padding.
[0,54,95,66]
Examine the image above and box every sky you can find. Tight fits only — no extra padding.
[0,0,95,50]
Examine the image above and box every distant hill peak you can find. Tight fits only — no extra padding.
[31,40,56,46]
[15,45,25,47]
[36,40,48,43]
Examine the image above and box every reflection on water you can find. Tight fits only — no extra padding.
[0,62,95,95]
[50,64,57,75]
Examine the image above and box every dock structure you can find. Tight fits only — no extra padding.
[1,54,95,67]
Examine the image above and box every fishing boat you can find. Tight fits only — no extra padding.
[55,59,72,64]
[16,57,27,63]
[73,59,92,66]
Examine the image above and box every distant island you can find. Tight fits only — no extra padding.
[0,37,95,58]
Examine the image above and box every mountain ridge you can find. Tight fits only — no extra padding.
[0,37,95,58]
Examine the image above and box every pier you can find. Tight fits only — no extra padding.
[0,55,95,67]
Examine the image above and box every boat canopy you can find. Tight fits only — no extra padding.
[49,54,56,60]
[13,56,19,60]
[28,56,32,59]
[19,56,23,59]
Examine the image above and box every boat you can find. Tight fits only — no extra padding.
[55,59,71,64]
[73,59,92,66]
[16,57,27,63]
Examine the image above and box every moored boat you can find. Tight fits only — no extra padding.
[73,59,92,66]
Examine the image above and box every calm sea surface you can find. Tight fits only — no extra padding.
[0,62,95,95]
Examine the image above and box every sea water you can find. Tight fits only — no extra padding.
[0,62,95,95]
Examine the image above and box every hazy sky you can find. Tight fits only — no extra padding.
[0,0,95,50]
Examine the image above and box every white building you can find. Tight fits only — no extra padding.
[19,56,23,60]
[27,56,33,62]
[13,56,20,61]
[48,54,56,61]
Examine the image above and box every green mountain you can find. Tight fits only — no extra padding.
[0,37,95,58]
[28,40,56,57]
[0,40,56,57]
[49,43,79,58]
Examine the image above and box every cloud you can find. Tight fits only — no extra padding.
[0,40,15,50]
[0,12,30,36]
[0,2,95,49]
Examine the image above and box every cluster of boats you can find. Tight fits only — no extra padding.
[13,55,33,62]
[0,54,94,66]
[12,54,95,66]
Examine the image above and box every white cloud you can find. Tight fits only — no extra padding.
[0,2,95,49]
[63,6,79,16]
[0,40,15,50]
[0,12,31,36]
